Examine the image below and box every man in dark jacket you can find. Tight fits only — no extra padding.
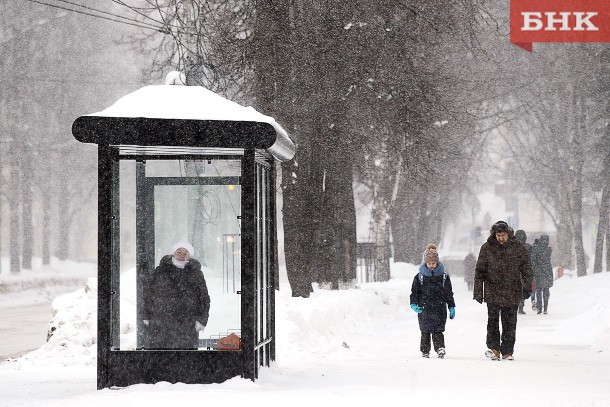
[142,241,211,349]
[474,221,533,361]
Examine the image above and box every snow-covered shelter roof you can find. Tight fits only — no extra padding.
[72,85,295,161]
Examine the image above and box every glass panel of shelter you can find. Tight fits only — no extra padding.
[114,158,242,351]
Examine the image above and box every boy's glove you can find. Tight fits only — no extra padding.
[474,295,483,304]
[449,307,455,319]
[410,304,423,313]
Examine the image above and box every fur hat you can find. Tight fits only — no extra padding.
[171,241,194,257]
[422,243,440,264]
[490,220,509,235]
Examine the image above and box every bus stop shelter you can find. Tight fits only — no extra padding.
[71,83,295,388]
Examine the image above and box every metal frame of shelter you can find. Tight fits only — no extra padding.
[72,105,294,389]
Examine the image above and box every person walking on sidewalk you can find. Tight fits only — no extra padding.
[474,221,533,361]
[530,238,539,311]
[514,230,533,314]
[463,252,477,291]
[531,234,554,314]
[410,244,456,359]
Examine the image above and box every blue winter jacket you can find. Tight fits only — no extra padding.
[410,263,456,333]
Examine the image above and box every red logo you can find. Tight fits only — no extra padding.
[510,0,610,51]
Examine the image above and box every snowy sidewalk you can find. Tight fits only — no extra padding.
[1,263,609,406]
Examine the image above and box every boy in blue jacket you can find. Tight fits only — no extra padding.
[410,244,456,358]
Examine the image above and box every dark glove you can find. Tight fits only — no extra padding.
[474,296,483,304]
[410,304,423,313]
[449,307,455,319]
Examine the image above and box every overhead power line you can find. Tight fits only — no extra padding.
[108,0,168,25]
[53,0,165,30]
[24,0,168,33]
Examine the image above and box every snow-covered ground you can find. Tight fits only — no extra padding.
[0,259,97,360]
[1,261,609,407]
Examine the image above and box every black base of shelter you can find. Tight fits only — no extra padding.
[103,351,242,387]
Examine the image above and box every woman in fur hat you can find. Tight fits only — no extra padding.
[142,241,211,349]
[410,244,456,358]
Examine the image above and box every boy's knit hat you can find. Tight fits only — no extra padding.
[422,243,439,264]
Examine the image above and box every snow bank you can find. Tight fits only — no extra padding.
[6,261,610,371]
[1,263,418,370]
[2,277,97,369]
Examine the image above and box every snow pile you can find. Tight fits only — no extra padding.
[276,263,414,358]
[518,272,610,347]
[277,283,394,358]
[3,277,98,368]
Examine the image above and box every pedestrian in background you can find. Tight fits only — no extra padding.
[463,252,476,291]
[531,235,554,314]
[531,238,539,311]
[514,230,533,314]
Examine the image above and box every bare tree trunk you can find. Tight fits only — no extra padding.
[392,181,424,264]
[304,2,356,290]
[281,162,315,296]
[369,139,402,280]
[606,223,610,273]
[390,180,416,263]
[21,155,33,270]
[0,194,2,274]
[556,205,574,269]
[42,187,51,265]
[0,151,3,274]
[279,112,317,296]
[415,192,430,260]
[56,176,69,261]
[336,154,358,287]
[572,90,587,277]
[9,149,21,274]
[316,152,358,287]
[372,207,391,281]
[253,0,314,296]
[572,189,587,277]
[389,216,410,263]
[593,183,609,273]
